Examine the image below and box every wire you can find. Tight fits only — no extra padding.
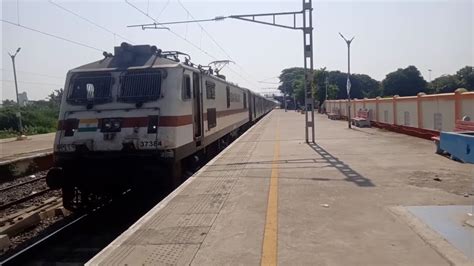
[125,0,217,60]
[1,79,63,86]
[156,0,170,20]
[125,0,260,90]
[49,0,134,44]
[176,0,261,87]
[17,0,20,25]
[177,0,232,61]
[1,19,105,52]
[0,68,63,80]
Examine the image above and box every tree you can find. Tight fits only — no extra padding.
[382,66,427,96]
[2,99,16,107]
[278,67,381,106]
[292,79,304,104]
[456,66,474,91]
[48,88,64,106]
[278,67,304,97]
[326,84,339,100]
[353,74,381,98]
[429,75,460,93]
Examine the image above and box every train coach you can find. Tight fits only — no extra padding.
[46,43,275,211]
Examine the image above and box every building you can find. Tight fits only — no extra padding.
[18,92,28,106]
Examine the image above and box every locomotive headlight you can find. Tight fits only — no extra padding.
[101,118,122,132]
[113,121,120,129]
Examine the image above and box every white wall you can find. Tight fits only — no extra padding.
[325,91,474,133]
[396,100,417,127]
[378,101,392,124]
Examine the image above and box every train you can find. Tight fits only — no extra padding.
[46,43,276,211]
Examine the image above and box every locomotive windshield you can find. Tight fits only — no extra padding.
[67,73,112,105]
[119,70,161,102]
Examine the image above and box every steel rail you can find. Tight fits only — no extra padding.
[0,176,46,193]
[0,213,87,265]
[0,188,53,211]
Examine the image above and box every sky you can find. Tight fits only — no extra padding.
[1,0,473,100]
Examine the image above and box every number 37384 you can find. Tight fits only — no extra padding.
[140,140,158,148]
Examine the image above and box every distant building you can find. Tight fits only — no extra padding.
[18,92,28,106]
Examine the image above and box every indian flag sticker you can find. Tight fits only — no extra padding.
[78,118,98,132]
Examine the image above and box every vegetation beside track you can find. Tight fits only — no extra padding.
[0,89,62,139]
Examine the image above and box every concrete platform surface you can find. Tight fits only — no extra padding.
[87,110,473,266]
[0,133,54,163]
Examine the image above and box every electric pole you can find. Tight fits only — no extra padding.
[339,33,354,129]
[325,77,329,112]
[9,47,23,135]
[129,0,316,143]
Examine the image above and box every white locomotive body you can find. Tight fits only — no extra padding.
[47,43,275,210]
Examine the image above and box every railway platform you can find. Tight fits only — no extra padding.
[87,110,473,265]
[0,133,54,163]
[0,133,54,179]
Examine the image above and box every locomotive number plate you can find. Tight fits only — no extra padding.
[140,140,158,148]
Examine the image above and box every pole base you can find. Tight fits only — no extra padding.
[16,135,27,141]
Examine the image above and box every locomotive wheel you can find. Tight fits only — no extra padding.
[62,185,81,211]
[62,185,94,212]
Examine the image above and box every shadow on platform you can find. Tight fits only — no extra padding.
[308,143,375,187]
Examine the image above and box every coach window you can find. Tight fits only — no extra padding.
[226,86,230,108]
[206,81,216,99]
[243,92,247,109]
[182,75,191,100]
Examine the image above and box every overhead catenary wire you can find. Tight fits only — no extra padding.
[49,0,134,44]
[17,0,20,24]
[156,0,171,20]
[176,0,261,87]
[1,79,63,86]
[1,19,105,52]
[125,0,259,90]
[0,68,64,80]
[125,0,217,60]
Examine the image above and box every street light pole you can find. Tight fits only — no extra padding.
[325,77,328,112]
[428,69,432,82]
[339,33,354,129]
[294,94,296,111]
[8,47,23,134]
[325,77,329,101]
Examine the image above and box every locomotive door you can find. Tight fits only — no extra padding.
[192,72,203,144]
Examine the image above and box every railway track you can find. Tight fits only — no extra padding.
[0,213,87,265]
[0,172,64,257]
[0,129,237,264]
[0,176,46,193]
[0,172,59,215]
[0,188,53,211]
[0,187,169,265]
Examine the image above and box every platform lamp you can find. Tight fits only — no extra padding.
[339,33,354,129]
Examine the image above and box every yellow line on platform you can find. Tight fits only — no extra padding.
[261,117,280,266]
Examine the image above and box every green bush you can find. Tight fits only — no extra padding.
[0,101,59,138]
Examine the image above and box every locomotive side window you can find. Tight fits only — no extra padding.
[68,73,112,104]
[119,70,161,102]
[206,81,216,99]
[182,75,192,100]
[226,86,230,108]
[207,108,217,129]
